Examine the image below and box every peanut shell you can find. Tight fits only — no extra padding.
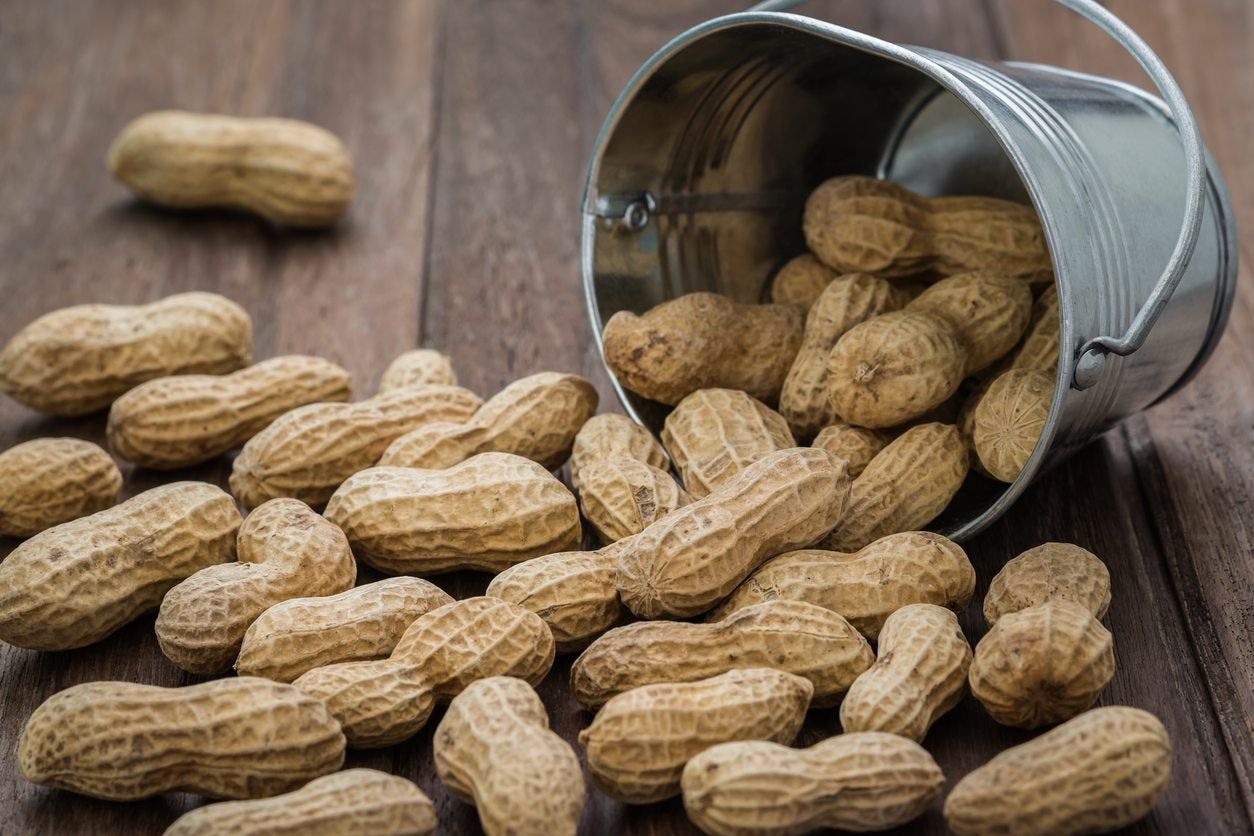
[0,482,240,650]
[601,292,803,405]
[19,678,345,800]
[973,369,1052,482]
[0,291,251,415]
[108,355,351,469]
[378,348,457,392]
[229,384,482,509]
[661,388,796,498]
[578,668,813,804]
[435,677,584,836]
[485,548,624,652]
[0,438,121,537]
[769,254,837,309]
[569,412,667,491]
[616,447,851,619]
[710,531,976,639]
[156,498,357,674]
[237,577,454,683]
[907,270,1032,374]
[325,452,580,575]
[984,542,1111,626]
[682,732,944,835]
[811,422,889,479]
[578,457,691,543]
[944,707,1171,835]
[1008,283,1060,373]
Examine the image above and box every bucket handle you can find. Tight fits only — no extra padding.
[751,0,1206,390]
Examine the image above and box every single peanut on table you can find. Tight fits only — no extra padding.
[486,547,625,652]
[19,678,345,800]
[969,599,1114,728]
[839,603,972,741]
[163,769,436,836]
[821,422,968,552]
[0,438,121,537]
[802,176,1051,282]
[570,600,872,708]
[974,368,1053,483]
[602,292,803,405]
[108,110,354,227]
[711,531,976,640]
[615,447,851,619]
[779,273,908,437]
[579,668,813,804]
[229,383,482,508]
[435,677,585,836]
[156,498,357,675]
[325,452,581,575]
[984,541,1111,626]
[378,348,457,392]
[0,291,251,416]
[945,707,1172,836]
[379,371,597,470]
[0,482,240,650]
[661,388,795,497]
[827,309,967,428]
[568,412,668,491]
[577,457,690,543]
[107,355,351,469]
[293,596,555,748]
[770,253,838,309]
[237,576,454,683]
[682,732,944,836]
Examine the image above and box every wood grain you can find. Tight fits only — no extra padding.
[1,1,1250,834]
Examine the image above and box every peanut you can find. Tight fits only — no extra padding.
[229,384,482,509]
[0,291,251,415]
[944,707,1172,835]
[578,457,691,543]
[156,498,356,675]
[1007,283,1060,373]
[956,378,993,477]
[828,310,967,428]
[0,482,240,650]
[486,548,624,652]
[325,453,581,575]
[973,369,1052,482]
[662,388,796,497]
[601,292,803,405]
[985,542,1110,626]
[164,769,435,836]
[682,732,944,835]
[969,600,1114,728]
[0,438,121,537]
[107,110,353,227]
[378,371,597,470]
[769,254,837,309]
[821,423,968,551]
[18,678,345,800]
[811,422,888,478]
[378,348,457,392]
[570,600,872,709]
[237,577,454,683]
[569,412,667,491]
[108,355,351,469]
[839,603,972,741]
[435,677,584,836]
[579,668,813,803]
[616,448,851,619]
[710,531,976,639]
[780,274,908,437]
[907,271,1032,374]
[293,596,555,748]
[802,176,1050,282]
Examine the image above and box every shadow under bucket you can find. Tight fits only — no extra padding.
[581,3,1237,540]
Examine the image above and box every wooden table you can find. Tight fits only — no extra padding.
[1,1,1250,833]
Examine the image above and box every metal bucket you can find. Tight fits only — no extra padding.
[581,0,1237,540]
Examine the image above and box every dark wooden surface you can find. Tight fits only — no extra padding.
[1,1,1251,833]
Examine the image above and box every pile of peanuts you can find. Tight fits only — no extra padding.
[0,112,1170,836]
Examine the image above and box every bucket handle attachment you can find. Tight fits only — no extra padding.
[751,0,1206,390]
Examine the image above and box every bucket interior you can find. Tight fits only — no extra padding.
[584,21,1058,536]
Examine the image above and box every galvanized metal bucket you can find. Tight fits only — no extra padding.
[581,0,1237,540]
